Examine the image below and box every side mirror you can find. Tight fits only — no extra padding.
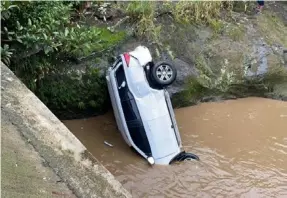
[118,81,126,89]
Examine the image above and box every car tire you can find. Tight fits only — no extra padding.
[181,152,200,161]
[151,61,177,87]
[169,151,200,164]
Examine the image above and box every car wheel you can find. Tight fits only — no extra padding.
[151,61,177,87]
[169,151,200,164]
[181,153,200,161]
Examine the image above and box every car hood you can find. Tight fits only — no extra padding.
[145,115,181,162]
[134,91,180,162]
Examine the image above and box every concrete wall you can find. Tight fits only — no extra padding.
[1,62,131,198]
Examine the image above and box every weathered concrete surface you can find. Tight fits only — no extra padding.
[1,62,131,198]
[1,115,77,198]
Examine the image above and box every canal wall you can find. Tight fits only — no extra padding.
[1,62,131,198]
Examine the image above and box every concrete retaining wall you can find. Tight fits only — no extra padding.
[1,62,131,198]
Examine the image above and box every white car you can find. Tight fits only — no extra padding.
[106,46,199,165]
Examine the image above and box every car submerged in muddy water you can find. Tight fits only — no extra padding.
[106,46,199,165]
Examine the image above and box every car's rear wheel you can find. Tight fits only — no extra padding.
[169,151,200,164]
[151,61,177,87]
[180,153,200,161]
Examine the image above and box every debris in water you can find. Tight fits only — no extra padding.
[104,141,113,147]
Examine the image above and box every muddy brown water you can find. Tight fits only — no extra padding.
[62,97,287,198]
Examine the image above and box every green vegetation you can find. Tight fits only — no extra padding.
[189,55,239,98]
[232,1,255,14]
[172,1,228,24]
[1,1,286,118]
[119,1,234,45]
[257,11,287,46]
[37,67,109,117]
[209,19,225,35]
[173,56,287,108]
[1,1,125,118]
[119,1,160,43]
[227,25,245,41]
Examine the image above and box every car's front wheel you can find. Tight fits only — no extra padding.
[151,61,177,87]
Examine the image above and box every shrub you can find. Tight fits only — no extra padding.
[37,66,109,118]
[1,1,125,118]
[173,1,223,24]
[119,1,160,43]
[1,1,125,61]
[227,25,245,41]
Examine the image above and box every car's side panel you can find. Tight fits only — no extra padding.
[106,67,131,146]
[145,115,180,160]
[115,64,152,156]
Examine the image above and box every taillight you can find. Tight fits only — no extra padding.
[123,53,130,66]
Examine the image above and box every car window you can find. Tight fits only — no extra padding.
[129,125,152,156]
[112,57,121,69]
[115,63,125,87]
[122,99,138,121]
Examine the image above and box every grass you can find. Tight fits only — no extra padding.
[119,1,234,45]
[209,19,225,35]
[232,1,255,14]
[195,55,214,77]
[99,28,126,45]
[72,27,126,57]
[123,1,154,20]
[256,11,287,46]
[173,1,224,24]
[117,1,159,42]
[227,24,245,41]
[195,54,238,92]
